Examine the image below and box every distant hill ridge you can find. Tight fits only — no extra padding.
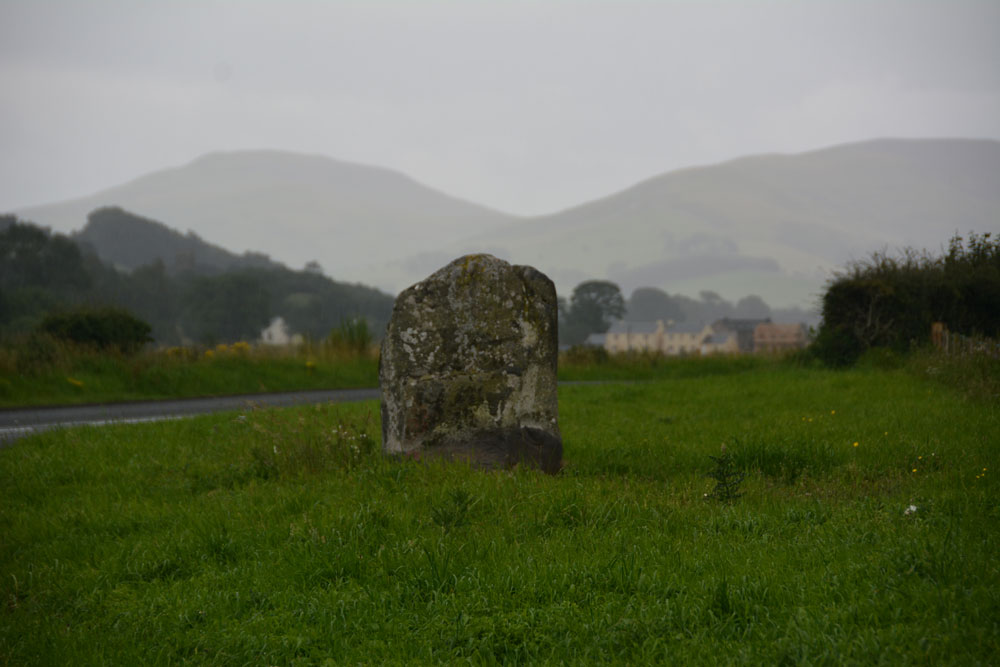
[422,137,1000,306]
[18,149,518,283]
[14,138,1000,307]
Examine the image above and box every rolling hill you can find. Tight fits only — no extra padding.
[16,150,520,281]
[16,139,1000,308]
[363,138,1000,307]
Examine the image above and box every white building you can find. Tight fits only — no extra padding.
[259,316,304,346]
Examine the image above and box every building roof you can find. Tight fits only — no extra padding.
[705,333,734,345]
[584,333,607,346]
[606,320,661,334]
[755,323,807,336]
[713,317,772,332]
[667,321,710,334]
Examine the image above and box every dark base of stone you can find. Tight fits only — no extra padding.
[412,427,562,475]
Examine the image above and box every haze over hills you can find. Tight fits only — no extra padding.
[17,150,519,280]
[361,138,1000,307]
[15,138,1000,309]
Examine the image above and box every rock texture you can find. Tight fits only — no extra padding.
[379,254,561,473]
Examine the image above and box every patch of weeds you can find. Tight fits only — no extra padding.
[419,540,459,593]
[185,460,266,494]
[710,577,733,617]
[783,503,832,526]
[708,512,770,538]
[242,407,380,478]
[431,488,477,532]
[706,446,744,502]
[197,521,244,565]
[728,434,839,484]
[139,557,193,583]
[908,450,943,475]
[907,347,1000,402]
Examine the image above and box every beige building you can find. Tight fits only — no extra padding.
[590,319,807,356]
[700,332,740,355]
[604,320,664,353]
[753,323,808,353]
[599,320,734,356]
[661,322,715,356]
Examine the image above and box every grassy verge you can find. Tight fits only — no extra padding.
[0,342,378,408]
[2,340,772,408]
[558,351,771,382]
[2,361,997,664]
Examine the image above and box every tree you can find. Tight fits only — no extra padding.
[0,219,92,332]
[626,287,684,322]
[560,280,625,345]
[181,272,273,343]
[0,219,90,293]
[734,295,772,319]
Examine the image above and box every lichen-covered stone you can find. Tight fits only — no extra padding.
[379,254,561,473]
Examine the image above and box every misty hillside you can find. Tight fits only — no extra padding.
[365,138,1000,307]
[75,207,282,275]
[17,150,519,279]
[16,139,1000,308]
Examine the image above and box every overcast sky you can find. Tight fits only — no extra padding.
[2,0,998,216]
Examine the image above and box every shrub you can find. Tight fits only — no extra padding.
[37,306,153,353]
[561,344,610,366]
[812,232,1000,367]
[328,317,373,354]
[809,324,865,368]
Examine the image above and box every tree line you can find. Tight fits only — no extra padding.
[557,280,811,346]
[0,215,394,345]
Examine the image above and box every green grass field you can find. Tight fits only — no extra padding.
[0,342,378,408]
[1,358,998,664]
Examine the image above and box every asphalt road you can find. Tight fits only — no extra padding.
[0,388,381,446]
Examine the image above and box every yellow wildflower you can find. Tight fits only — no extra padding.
[853,442,858,448]
[67,377,84,387]
[204,349,215,359]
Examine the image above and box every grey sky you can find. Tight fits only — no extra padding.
[2,0,998,216]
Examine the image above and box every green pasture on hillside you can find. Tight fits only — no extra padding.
[1,361,998,664]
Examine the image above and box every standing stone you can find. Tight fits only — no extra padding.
[379,254,562,473]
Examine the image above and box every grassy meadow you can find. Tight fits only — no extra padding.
[1,354,998,664]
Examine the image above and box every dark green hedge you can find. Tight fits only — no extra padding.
[813,232,1000,366]
[38,306,153,353]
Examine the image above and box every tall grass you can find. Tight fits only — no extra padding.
[1,358,996,664]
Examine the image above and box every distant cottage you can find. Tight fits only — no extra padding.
[587,318,806,356]
[259,316,303,346]
[597,319,735,356]
[753,323,809,353]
